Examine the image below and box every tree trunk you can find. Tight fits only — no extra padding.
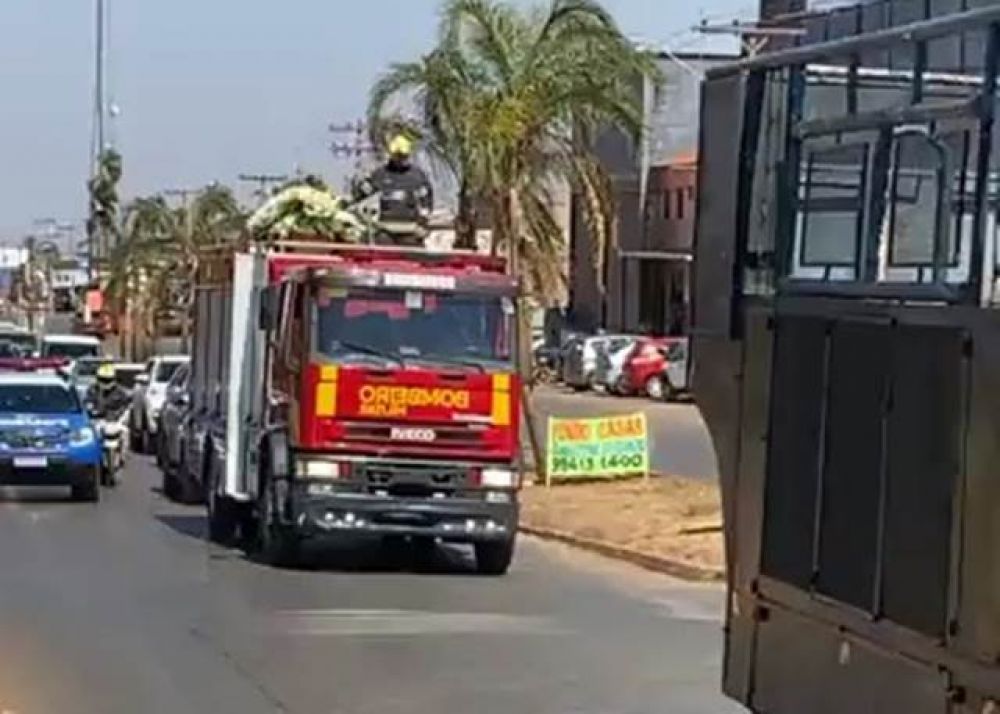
[453,181,478,250]
[503,187,545,484]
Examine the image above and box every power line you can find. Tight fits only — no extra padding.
[329,120,377,181]
[238,174,288,204]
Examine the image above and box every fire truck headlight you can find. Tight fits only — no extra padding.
[481,467,517,488]
[298,459,343,480]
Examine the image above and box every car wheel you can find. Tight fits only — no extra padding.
[129,417,143,452]
[162,461,181,501]
[206,455,239,545]
[71,471,100,503]
[474,537,516,575]
[154,430,165,469]
[140,423,152,455]
[645,375,673,401]
[613,375,631,396]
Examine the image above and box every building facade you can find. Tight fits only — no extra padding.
[568,52,736,336]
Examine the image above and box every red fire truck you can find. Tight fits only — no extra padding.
[179,239,521,573]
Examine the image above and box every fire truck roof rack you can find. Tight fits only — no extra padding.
[201,235,506,270]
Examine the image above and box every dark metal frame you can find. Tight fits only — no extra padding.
[694,7,1000,714]
[711,5,1000,305]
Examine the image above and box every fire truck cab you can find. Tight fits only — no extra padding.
[188,240,521,573]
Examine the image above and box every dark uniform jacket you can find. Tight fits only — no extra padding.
[355,162,434,225]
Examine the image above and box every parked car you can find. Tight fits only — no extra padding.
[594,337,640,393]
[620,336,690,400]
[39,334,101,365]
[155,363,192,500]
[562,334,636,391]
[129,354,190,453]
[112,363,147,393]
[0,325,36,356]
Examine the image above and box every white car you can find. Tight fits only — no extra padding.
[39,334,102,365]
[129,355,190,454]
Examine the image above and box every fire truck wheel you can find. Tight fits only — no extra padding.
[474,538,515,575]
[206,457,239,545]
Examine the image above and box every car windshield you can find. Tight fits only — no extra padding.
[167,365,190,388]
[0,384,79,414]
[76,360,109,378]
[155,361,184,382]
[42,341,99,359]
[115,368,145,389]
[314,287,513,366]
[0,332,35,351]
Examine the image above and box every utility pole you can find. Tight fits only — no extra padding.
[238,174,288,204]
[330,120,377,191]
[692,19,806,56]
[163,188,198,209]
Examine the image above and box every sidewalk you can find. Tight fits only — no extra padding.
[520,476,724,580]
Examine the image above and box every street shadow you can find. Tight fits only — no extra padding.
[0,486,80,504]
[246,537,479,576]
[156,513,207,540]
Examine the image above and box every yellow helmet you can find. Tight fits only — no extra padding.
[96,363,115,381]
[388,134,413,157]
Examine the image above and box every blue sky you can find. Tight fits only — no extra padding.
[0,0,752,243]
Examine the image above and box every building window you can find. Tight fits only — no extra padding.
[663,190,671,219]
[676,188,685,220]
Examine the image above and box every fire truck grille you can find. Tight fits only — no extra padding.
[355,462,471,497]
[341,422,485,450]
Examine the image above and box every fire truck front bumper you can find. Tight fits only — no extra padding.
[290,486,518,543]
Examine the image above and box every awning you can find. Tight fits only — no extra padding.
[618,250,693,262]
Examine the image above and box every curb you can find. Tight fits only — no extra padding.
[519,523,725,582]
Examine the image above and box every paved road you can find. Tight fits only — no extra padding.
[0,457,739,714]
[529,385,718,480]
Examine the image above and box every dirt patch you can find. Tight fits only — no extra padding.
[520,476,724,575]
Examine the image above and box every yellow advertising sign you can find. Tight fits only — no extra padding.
[357,385,471,418]
[545,413,649,482]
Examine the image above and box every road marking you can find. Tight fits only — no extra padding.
[271,609,563,636]
[652,595,724,623]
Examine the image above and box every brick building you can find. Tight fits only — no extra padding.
[567,52,735,336]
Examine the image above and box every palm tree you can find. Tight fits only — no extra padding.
[367,0,659,301]
[87,148,123,271]
[112,185,244,357]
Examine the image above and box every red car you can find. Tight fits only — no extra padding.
[619,337,689,400]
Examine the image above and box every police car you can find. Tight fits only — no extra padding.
[0,372,101,501]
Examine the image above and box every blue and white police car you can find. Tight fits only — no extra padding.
[0,372,101,501]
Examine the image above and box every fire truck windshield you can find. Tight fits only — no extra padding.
[314,287,513,368]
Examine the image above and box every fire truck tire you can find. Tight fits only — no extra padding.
[474,538,515,575]
[206,456,239,545]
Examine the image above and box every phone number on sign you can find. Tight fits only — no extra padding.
[550,452,644,473]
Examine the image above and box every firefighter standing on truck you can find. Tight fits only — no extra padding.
[354,134,433,246]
